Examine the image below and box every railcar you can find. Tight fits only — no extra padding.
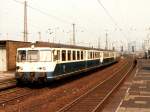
[15,46,119,83]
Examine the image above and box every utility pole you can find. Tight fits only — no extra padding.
[6,33,8,40]
[98,37,100,49]
[38,32,41,41]
[112,42,115,51]
[121,45,123,52]
[72,23,75,45]
[24,0,28,42]
[105,31,108,50]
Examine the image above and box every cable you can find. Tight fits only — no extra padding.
[12,0,72,25]
[97,0,118,26]
[97,0,127,39]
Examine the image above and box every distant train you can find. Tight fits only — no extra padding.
[15,45,120,83]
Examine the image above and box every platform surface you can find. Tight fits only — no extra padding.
[0,71,15,81]
[117,59,150,112]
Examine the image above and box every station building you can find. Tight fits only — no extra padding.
[0,40,31,71]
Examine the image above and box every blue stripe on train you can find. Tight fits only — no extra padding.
[52,58,115,78]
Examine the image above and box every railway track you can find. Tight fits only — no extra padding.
[0,79,16,91]
[0,87,32,106]
[57,59,134,112]
[0,58,133,112]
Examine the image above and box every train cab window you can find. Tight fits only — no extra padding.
[27,50,39,62]
[62,50,66,61]
[73,51,76,60]
[17,50,26,62]
[81,51,83,60]
[68,50,71,61]
[77,51,80,60]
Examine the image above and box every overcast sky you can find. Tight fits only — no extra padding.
[1,0,150,50]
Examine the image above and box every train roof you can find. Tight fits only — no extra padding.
[17,46,116,53]
[17,41,115,52]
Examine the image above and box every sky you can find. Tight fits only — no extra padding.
[1,0,150,50]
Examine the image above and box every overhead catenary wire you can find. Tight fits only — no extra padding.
[12,0,72,25]
[97,0,118,27]
[97,0,127,39]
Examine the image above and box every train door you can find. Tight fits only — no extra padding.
[0,48,7,71]
[100,52,103,63]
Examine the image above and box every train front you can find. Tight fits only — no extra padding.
[15,47,55,83]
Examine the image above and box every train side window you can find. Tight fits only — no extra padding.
[84,51,86,60]
[68,50,71,61]
[62,50,66,61]
[40,50,51,62]
[88,52,90,59]
[53,50,57,61]
[98,52,100,58]
[77,51,80,60]
[81,51,83,60]
[94,52,96,59]
[57,50,60,60]
[90,52,93,59]
[73,51,76,60]
[53,50,60,61]
[95,52,98,58]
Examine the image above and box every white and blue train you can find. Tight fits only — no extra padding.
[15,45,120,83]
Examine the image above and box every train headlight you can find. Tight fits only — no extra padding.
[16,66,23,70]
[38,67,46,70]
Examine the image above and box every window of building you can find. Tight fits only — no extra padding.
[62,50,66,61]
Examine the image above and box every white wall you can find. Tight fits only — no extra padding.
[0,48,7,71]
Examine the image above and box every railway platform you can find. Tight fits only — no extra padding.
[0,71,15,81]
[117,59,150,112]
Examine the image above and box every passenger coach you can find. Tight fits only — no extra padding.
[15,45,119,83]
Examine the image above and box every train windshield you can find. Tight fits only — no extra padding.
[17,50,27,62]
[17,50,39,62]
[17,50,52,62]
[27,50,39,62]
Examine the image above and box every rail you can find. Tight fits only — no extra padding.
[0,79,16,91]
[56,59,134,112]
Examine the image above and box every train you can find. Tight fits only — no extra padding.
[15,45,120,83]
